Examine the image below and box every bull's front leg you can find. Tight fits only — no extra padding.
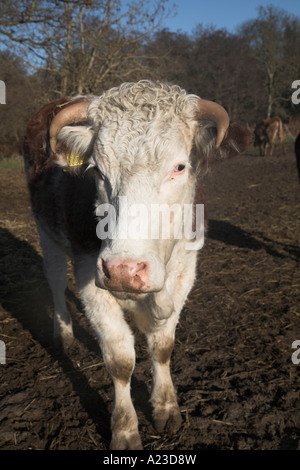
[86,290,141,450]
[108,335,142,450]
[144,250,198,434]
[75,260,142,450]
[146,314,182,434]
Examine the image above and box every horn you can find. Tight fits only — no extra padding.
[49,100,90,153]
[196,99,230,148]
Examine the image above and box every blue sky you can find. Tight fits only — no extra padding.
[160,0,300,34]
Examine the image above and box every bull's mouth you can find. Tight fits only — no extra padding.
[109,290,149,301]
[95,274,160,299]
[95,273,159,297]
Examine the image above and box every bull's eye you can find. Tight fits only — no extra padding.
[174,163,186,173]
[169,162,187,181]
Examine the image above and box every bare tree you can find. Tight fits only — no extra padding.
[0,50,44,154]
[238,5,300,119]
[0,0,172,97]
[142,29,193,86]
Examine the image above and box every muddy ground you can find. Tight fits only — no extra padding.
[0,145,300,450]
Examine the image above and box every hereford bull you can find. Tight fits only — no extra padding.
[254,117,285,156]
[23,80,252,450]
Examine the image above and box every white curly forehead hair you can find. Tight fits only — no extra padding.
[88,80,200,126]
[86,81,201,169]
[51,79,230,167]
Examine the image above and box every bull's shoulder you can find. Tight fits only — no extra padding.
[30,168,101,255]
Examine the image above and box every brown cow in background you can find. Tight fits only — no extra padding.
[254,117,285,156]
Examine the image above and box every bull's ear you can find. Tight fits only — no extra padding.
[193,119,253,168]
[193,98,253,166]
[218,121,253,158]
[50,99,95,169]
[55,124,95,169]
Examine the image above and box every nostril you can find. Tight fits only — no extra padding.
[101,259,111,280]
[135,262,147,274]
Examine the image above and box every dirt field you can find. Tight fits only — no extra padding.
[0,145,300,450]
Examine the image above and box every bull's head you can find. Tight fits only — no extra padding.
[49,81,251,304]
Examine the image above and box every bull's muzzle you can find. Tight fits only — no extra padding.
[96,254,165,294]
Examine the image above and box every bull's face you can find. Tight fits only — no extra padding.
[50,82,231,298]
[92,117,196,296]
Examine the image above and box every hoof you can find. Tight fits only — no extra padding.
[154,405,182,434]
[110,431,143,450]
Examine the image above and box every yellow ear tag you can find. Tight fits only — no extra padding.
[63,153,89,171]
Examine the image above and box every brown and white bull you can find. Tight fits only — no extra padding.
[23,81,251,450]
[254,116,285,156]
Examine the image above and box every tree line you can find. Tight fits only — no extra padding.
[0,0,300,155]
